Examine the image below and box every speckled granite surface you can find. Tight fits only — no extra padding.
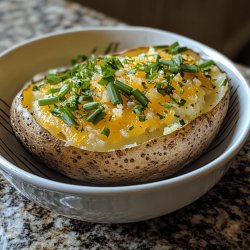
[0,0,250,249]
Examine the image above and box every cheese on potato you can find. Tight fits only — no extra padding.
[22,44,228,151]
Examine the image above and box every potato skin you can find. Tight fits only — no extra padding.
[10,80,230,185]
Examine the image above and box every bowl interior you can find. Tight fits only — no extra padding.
[0,27,249,186]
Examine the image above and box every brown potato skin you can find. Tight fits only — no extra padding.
[10,81,230,185]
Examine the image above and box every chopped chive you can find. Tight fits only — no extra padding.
[169,66,180,73]
[159,59,175,67]
[169,42,179,50]
[178,98,186,106]
[179,119,186,126]
[71,54,87,66]
[79,113,88,119]
[133,104,144,114]
[129,125,134,131]
[60,113,76,126]
[132,89,150,107]
[172,54,183,66]
[101,127,110,137]
[161,102,174,109]
[93,111,106,125]
[78,95,93,102]
[177,47,188,53]
[169,47,180,55]
[181,64,199,73]
[180,88,184,94]
[178,82,184,87]
[50,107,61,117]
[123,58,134,64]
[38,96,59,106]
[104,42,113,54]
[154,54,161,62]
[46,87,61,94]
[198,60,214,68]
[86,107,104,123]
[46,74,62,84]
[170,46,188,54]
[66,95,79,111]
[221,78,228,86]
[154,81,165,88]
[166,74,174,83]
[147,72,159,81]
[59,106,78,126]
[139,114,146,122]
[141,82,147,89]
[114,80,133,94]
[81,81,90,90]
[83,102,100,111]
[157,88,167,96]
[81,89,93,97]
[157,113,165,120]
[107,82,123,105]
[32,85,40,92]
[57,84,70,98]
[62,105,76,120]
[168,42,187,54]
[59,96,66,102]
[98,78,109,86]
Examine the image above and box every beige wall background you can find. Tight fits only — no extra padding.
[74,0,250,60]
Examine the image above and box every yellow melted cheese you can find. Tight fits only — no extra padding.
[23,46,228,151]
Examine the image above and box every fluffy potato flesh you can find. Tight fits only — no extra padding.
[11,43,229,185]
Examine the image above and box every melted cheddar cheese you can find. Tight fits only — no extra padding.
[23,44,228,151]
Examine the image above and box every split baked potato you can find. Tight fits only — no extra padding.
[10,42,230,185]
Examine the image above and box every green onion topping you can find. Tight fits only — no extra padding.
[179,119,186,126]
[139,114,146,122]
[46,74,62,84]
[86,107,105,124]
[59,106,78,126]
[114,80,133,94]
[78,95,93,102]
[129,125,134,131]
[132,89,150,107]
[161,102,174,109]
[133,104,144,114]
[157,113,165,120]
[38,96,59,106]
[198,60,214,69]
[181,64,199,73]
[83,102,100,111]
[101,127,110,137]
[107,82,123,105]
[57,84,70,98]
[46,87,61,94]
[221,78,228,86]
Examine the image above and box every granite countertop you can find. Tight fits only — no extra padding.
[0,0,249,249]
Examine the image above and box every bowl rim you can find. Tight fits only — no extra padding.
[0,26,250,194]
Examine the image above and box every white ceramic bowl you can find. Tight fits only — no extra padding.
[0,27,249,223]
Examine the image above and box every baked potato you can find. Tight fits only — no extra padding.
[10,42,230,185]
